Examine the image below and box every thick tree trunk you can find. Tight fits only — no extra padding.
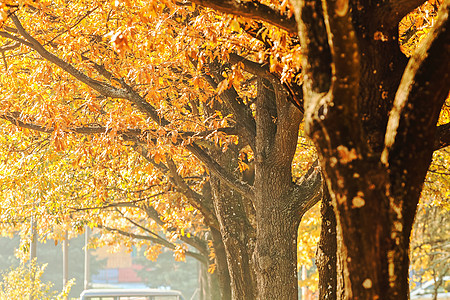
[254,197,300,299]
[322,170,422,299]
[292,0,450,298]
[253,77,304,299]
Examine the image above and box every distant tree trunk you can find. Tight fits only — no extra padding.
[210,228,232,300]
[209,150,257,299]
[203,74,322,300]
[197,253,222,300]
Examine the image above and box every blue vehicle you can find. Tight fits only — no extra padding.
[80,288,185,300]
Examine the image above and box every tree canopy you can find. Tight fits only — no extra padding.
[0,0,449,299]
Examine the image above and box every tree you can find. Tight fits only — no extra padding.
[410,147,450,292]
[0,1,323,299]
[0,134,220,298]
[297,0,449,297]
[0,234,106,299]
[2,0,447,299]
[0,259,74,299]
[187,0,450,298]
[175,0,450,298]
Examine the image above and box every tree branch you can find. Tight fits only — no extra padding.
[228,52,305,109]
[228,53,274,81]
[435,123,450,150]
[241,21,274,48]
[143,205,210,258]
[0,30,33,48]
[381,1,450,230]
[9,13,129,100]
[188,0,298,33]
[377,0,428,28]
[1,110,237,142]
[383,1,450,165]
[1,110,224,229]
[186,143,254,199]
[166,157,207,206]
[47,6,99,45]
[98,224,208,264]
[116,208,169,242]
[292,160,323,216]
[68,193,166,212]
[202,67,256,150]
[292,0,332,96]
[128,140,220,230]
[0,111,143,135]
[0,41,21,52]
[323,0,361,117]
[8,13,253,212]
[4,15,166,126]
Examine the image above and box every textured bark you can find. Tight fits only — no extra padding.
[255,204,300,299]
[210,175,257,300]
[291,0,450,298]
[253,78,304,299]
[206,143,257,300]
[316,186,337,300]
[201,71,323,300]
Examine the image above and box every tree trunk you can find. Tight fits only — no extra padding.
[210,176,257,299]
[254,198,301,299]
[292,0,450,298]
[210,227,232,300]
[253,77,304,299]
[316,185,337,300]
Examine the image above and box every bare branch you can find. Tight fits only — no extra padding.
[143,205,210,257]
[68,192,166,212]
[47,6,99,45]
